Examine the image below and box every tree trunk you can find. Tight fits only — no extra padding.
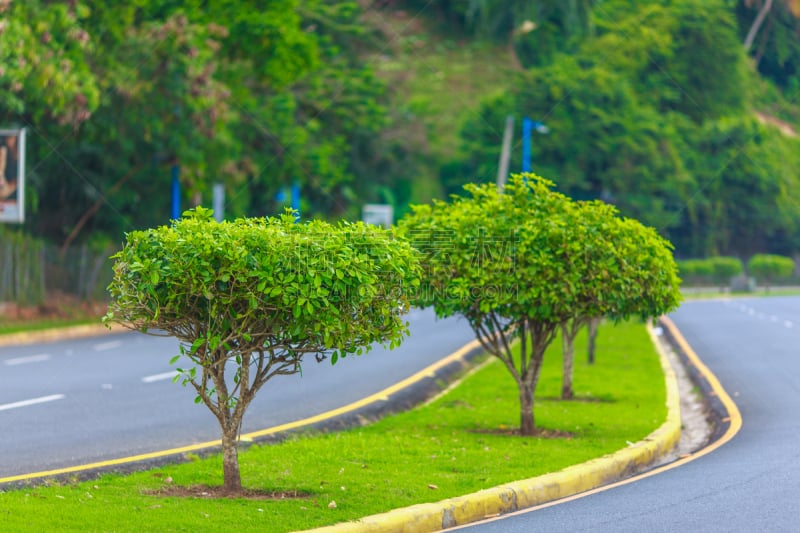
[743,0,774,51]
[587,317,600,365]
[221,428,242,494]
[518,382,535,436]
[561,323,575,400]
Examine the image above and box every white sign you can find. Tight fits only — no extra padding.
[362,204,393,228]
[0,128,26,224]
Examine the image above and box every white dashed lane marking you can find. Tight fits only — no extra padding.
[141,371,177,383]
[3,354,51,366]
[728,301,796,329]
[0,394,65,412]
[93,340,123,352]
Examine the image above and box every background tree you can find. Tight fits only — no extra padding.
[675,117,800,257]
[105,207,420,493]
[399,174,680,434]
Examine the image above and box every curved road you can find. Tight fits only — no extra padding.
[0,308,475,479]
[460,296,800,532]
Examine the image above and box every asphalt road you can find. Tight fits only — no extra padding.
[0,308,475,478]
[459,296,800,532]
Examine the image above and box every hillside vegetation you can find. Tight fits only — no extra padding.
[1,0,800,259]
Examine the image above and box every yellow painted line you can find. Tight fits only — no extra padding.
[0,339,482,485]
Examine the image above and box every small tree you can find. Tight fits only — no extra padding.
[399,175,681,434]
[709,256,743,292]
[677,259,713,286]
[558,201,682,399]
[105,208,419,493]
[747,253,795,292]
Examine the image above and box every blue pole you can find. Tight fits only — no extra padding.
[522,117,532,173]
[171,164,180,220]
[291,181,300,222]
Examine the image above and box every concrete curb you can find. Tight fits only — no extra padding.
[310,323,682,532]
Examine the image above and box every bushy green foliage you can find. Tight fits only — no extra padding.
[678,259,714,282]
[747,253,796,289]
[398,174,680,434]
[679,256,743,289]
[105,207,420,491]
[451,0,800,259]
[3,0,399,243]
[709,256,744,287]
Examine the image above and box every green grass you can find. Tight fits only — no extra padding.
[0,317,101,336]
[0,321,666,532]
[681,286,800,300]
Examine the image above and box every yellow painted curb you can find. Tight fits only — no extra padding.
[309,323,682,532]
[0,323,117,347]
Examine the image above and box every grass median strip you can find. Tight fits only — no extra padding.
[0,320,666,532]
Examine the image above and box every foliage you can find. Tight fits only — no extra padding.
[455,0,749,230]
[398,174,680,434]
[677,258,714,283]
[747,253,795,289]
[709,256,745,287]
[2,0,400,245]
[675,116,800,257]
[104,207,420,492]
[4,0,800,269]
[678,256,744,289]
[737,0,800,89]
[0,0,99,127]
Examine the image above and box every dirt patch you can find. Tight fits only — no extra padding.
[755,111,798,138]
[146,484,312,500]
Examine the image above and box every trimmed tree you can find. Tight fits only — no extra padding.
[747,253,795,292]
[399,174,681,434]
[709,256,743,292]
[104,208,420,494]
[559,201,683,399]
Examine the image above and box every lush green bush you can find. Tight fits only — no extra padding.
[678,256,744,289]
[677,259,713,285]
[105,207,420,493]
[747,253,795,290]
[709,256,744,289]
